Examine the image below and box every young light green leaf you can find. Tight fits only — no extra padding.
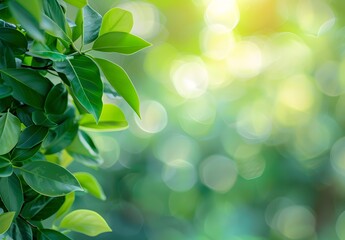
[44,83,68,115]
[83,5,102,44]
[19,161,83,197]
[55,192,75,220]
[0,156,13,177]
[74,172,106,200]
[0,68,53,109]
[63,0,87,8]
[0,212,15,235]
[0,112,21,155]
[8,0,45,42]
[53,55,103,122]
[92,32,150,54]
[94,58,140,116]
[39,229,72,240]
[0,27,27,54]
[99,8,133,35]
[16,125,49,149]
[79,104,128,132]
[0,174,23,216]
[60,209,112,236]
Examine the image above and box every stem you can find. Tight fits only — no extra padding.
[21,63,53,70]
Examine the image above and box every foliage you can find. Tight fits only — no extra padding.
[0,0,149,239]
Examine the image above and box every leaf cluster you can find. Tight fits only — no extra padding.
[0,0,149,239]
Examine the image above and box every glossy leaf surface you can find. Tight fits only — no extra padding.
[74,172,106,200]
[99,8,133,35]
[20,161,83,196]
[60,209,112,236]
[0,174,23,215]
[0,112,21,155]
[92,32,150,54]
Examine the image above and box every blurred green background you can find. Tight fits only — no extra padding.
[69,0,345,239]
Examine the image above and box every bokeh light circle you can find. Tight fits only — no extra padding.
[200,155,237,193]
[171,56,209,99]
[135,100,168,133]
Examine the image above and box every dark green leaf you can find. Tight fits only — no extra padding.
[8,0,45,42]
[21,195,64,221]
[11,144,41,162]
[83,5,101,44]
[0,85,12,99]
[43,118,79,154]
[0,156,12,177]
[99,8,133,35]
[43,0,66,32]
[0,112,21,155]
[32,111,57,127]
[28,42,66,62]
[0,27,27,54]
[94,58,140,116]
[47,104,75,124]
[20,161,83,196]
[0,174,23,215]
[16,106,35,127]
[92,32,150,54]
[66,131,103,167]
[41,14,71,46]
[0,42,16,69]
[79,104,128,132]
[7,217,33,240]
[53,55,103,122]
[17,125,49,149]
[0,212,15,235]
[44,83,68,115]
[0,68,53,109]
[39,229,72,240]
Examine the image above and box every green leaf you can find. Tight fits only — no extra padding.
[72,8,83,41]
[79,104,128,132]
[0,27,27,54]
[21,195,65,221]
[43,0,66,32]
[55,192,74,219]
[74,172,106,200]
[99,8,133,35]
[17,125,49,149]
[0,212,15,235]
[11,144,41,162]
[0,156,12,177]
[83,5,102,44]
[66,131,103,167]
[60,209,112,236]
[43,118,79,154]
[41,14,72,46]
[0,174,23,216]
[0,42,16,69]
[92,32,150,54]
[63,0,87,8]
[28,42,66,62]
[0,85,12,99]
[32,111,57,127]
[44,83,68,115]
[38,229,72,240]
[7,218,33,240]
[0,112,21,155]
[8,0,45,42]
[0,68,53,109]
[20,161,83,197]
[94,58,140,116]
[53,55,103,122]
